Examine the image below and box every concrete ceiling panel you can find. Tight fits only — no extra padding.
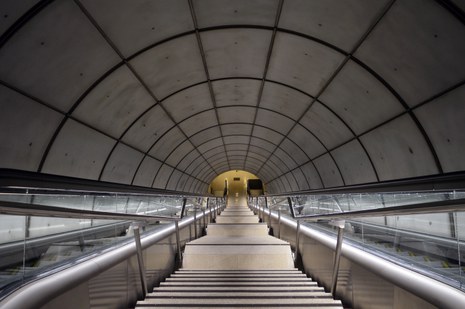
[292,169,310,191]
[165,140,195,167]
[355,0,465,106]
[273,148,297,170]
[0,0,40,35]
[189,127,222,146]
[313,153,344,188]
[0,85,62,171]
[42,120,116,180]
[218,106,256,124]
[226,144,248,152]
[148,127,185,161]
[299,160,325,189]
[212,79,261,107]
[260,82,311,119]
[177,150,201,172]
[201,28,272,79]
[279,0,389,52]
[223,151,246,158]
[130,34,206,99]
[197,138,224,153]
[247,151,268,162]
[414,85,465,172]
[0,0,120,111]
[184,176,195,192]
[176,173,190,191]
[179,110,218,136]
[279,176,292,192]
[280,138,308,165]
[185,155,206,175]
[255,109,295,133]
[250,137,276,153]
[167,169,183,190]
[100,143,144,184]
[331,140,377,185]
[287,125,324,159]
[153,164,173,189]
[193,0,279,28]
[252,126,283,145]
[300,102,353,149]
[204,146,226,159]
[224,136,250,145]
[285,172,300,191]
[190,159,210,177]
[163,83,213,122]
[81,0,194,57]
[74,65,155,137]
[122,104,174,152]
[132,156,162,187]
[268,32,345,96]
[320,60,404,134]
[249,144,272,156]
[360,114,439,181]
[221,124,253,136]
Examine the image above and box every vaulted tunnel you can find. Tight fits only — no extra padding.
[1,0,465,194]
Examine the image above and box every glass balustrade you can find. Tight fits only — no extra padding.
[0,187,219,297]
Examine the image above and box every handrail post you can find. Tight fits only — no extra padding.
[202,209,206,235]
[175,221,182,265]
[330,220,345,298]
[278,208,281,239]
[266,197,271,228]
[194,207,198,239]
[133,226,148,299]
[295,219,301,262]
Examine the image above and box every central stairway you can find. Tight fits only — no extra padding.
[135,195,343,308]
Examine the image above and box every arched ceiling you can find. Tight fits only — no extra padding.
[1,0,465,193]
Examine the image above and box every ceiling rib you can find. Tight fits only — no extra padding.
[72,0,219,186]
[242,0,284,171]
[256,0,399,187]
[188,0,232,175]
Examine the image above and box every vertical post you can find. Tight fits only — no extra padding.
[295,220,301,262]
[202,209,206,235]
[278,208,281,239]
[194,207,198,239]
[133,226,148,298]
[266,197,271,228]
[180,198,187,219]
[175,221,182,265]
[330,220,345,297]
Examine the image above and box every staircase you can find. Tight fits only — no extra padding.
[135,195,343,308]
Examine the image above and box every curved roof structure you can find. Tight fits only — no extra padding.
[1,0,465,193]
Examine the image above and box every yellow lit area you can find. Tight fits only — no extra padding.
[208,170,263,197]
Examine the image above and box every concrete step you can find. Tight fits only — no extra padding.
[160,280,319,287]
[182,244,294,270]
[215,216,259,223]
[206,223,268,236]
[137,297,342,307]
[147,291,332,297]
[188,236,287,245]
[153,285,325,292]
[219,211,254,216]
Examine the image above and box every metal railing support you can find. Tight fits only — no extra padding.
[194,208,198,239]
[266,197,271,228]
[278,208,281,239]
[175,221,182,265]
[330,220,345,297]
[133,226,148,298]
[295,219,301,262]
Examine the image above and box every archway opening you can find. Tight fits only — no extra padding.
[209,170,264,197]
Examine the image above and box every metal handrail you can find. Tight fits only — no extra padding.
[0,200,180,221]
[289,197,465,221]
[265,170,465,196]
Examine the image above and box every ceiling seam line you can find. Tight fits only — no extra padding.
[73,0,214,186]
[188,0,232,174]
[242,0,284,172]
[256,0,399,187]
[0,79,209,186]
[0,0,55,50]
[242,0,294,187]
